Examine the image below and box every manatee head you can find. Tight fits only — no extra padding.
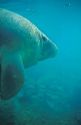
[39,33,58,61]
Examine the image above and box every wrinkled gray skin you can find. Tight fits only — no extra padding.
[0,8,58,100]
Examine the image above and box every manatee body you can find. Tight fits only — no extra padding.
[0,8,58,100]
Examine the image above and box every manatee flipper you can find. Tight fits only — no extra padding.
[0,53,25,100]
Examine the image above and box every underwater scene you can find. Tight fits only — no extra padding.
[0,0,81,125]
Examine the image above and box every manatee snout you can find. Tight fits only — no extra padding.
[40,35,58,60]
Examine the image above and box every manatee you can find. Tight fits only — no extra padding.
[0,8,58,100]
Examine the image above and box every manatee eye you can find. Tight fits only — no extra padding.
[42,35,47,41]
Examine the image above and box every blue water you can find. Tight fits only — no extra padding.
[0,0,81,125]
